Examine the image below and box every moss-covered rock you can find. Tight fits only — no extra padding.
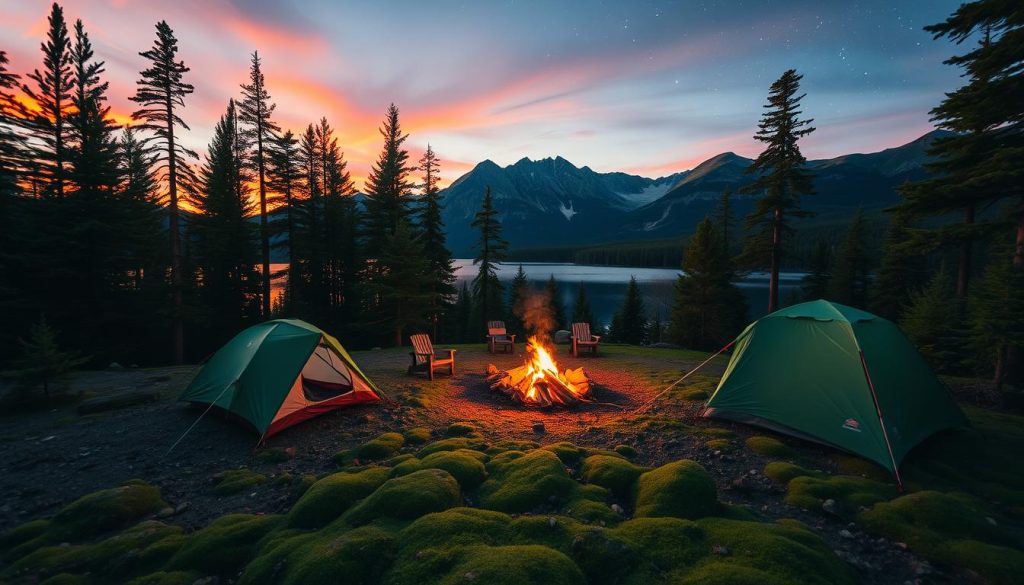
[831,455,890,481]
[540,441,587,465]
[126,571,201,585]
[417,436,488,457]
[860,490,1023,584]
[390,544,585,585]
[212,468,267,496]
[289,473,318,502]
[486,439,540,455]
[356,432,405,461]
[704,438,731,451]
[256,447,291,463]
[399,507,511,553]
[344,469,461,524]
[745,436,796,458]
[402,427,431,444]
[478,450,578,513]
[168,514,281,577]
[420,450,488,489]
[286,467,390,529]
[580,455,646,501]
[785,475,896,516]
[445,422,477,436]
[252,525,396,585]
[634,460,718,520]
[764,462,824,484]
[613,444,638,459]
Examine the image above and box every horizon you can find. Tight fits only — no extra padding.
[2,0,964,189]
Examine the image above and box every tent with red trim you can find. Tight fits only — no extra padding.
[180,319,385,438]
[703,300,968,485]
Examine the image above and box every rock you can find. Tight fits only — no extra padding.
[839,529,854,539]
[108,362,125,370]
[533,422,546,433]
[748,469,758,475]
[554,330,571,344]
[985,516,997,526]
[822,498,839,516]
[895,541,908,550]
[611,504,624,515]
[548,517,557,527]
[156,507,175,519]
[712,544,729,556]
[174,502,190,515]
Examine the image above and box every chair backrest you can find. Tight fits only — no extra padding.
[572,322,592,342]
[410,334,434,364]
[487,320,507,336]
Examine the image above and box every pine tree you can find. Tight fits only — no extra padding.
[414,144,456,339]
[615,276,648,345]
[0,51,29,196]
[826,210,870,308]
[545,275,567,330]
[901,268,960,371]
[738,69,816,313]
[870,211,927,320]
[801,238,832,301]
[363,103,413,251]
[188,99,260,345]
[68,19,120,198]
[571,284,594,331]
[0,52,29,329]
[506,264,529,337]
[5,315,89,404]
[23,2,74,199]
[668,218,748,350]
[239,52,279,318]
[116,124,164,304]
[453,282,474,343]
[471,186,508,339]
[370,220,433,346]
[267,129,301,311]
[130,20,198,364]
[971,245,1024,389]
[715,189,734,254]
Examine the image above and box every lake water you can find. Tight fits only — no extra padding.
[453,260,807,328]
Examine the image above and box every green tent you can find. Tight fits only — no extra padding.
[704,300,967,484]
[180,319,385,437]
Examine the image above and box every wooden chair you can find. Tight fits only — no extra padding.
[486,320,516,354]
[571,322,601,357]
[408,334,456,381]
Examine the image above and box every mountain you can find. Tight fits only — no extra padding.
[440,156,687,254]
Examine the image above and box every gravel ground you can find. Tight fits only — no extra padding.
[0,343,959,583]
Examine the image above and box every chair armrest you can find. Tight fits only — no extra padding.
[508,335,516,342]
[442,349,457,356]
[591,335,602,342]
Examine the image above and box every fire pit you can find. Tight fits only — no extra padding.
[486,336,593,407]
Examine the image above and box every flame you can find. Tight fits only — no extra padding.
[487,335,592,407]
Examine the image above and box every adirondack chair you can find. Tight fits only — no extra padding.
[571,322,601,357]
[408,334,456,381]
[486,320,516,354]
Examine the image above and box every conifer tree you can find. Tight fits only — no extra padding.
[5,315,89,404]
[364,103,413,251]
[370,220,433,346]
[0,52,29,327]
[801,238,832,301]
[870,211,926,320]
[506,264,529,336]
[23,2,74,199]
[738,69,816,313]
[119,126,158,203]
[615,276,648,345]
[668,218,747,350]
[318,121,360,332]
[188,99,260,344]
[68,19,120,198]
[415,144,457,339]
[267,129,301,310]
[0,51,29,196]
[130,20,198,364]
[453,282,474,343]
[239,51,279,317]
[826,210,870,308]
[901,268,959,370]
[971,247,1024,389]
[571,284,594,331]
[545,275,568,331]
[471,186,508,338]
[116,124,164,296]
[715,189,734,254]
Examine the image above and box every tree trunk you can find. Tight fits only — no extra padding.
[258,126,270,318]
[166,95,183,365]
[1005,213,1024,386]
[956,203,975,301]
[768,207,782,313]
[994,344,1006,391]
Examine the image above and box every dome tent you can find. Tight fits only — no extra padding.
[180,319,385,438]
[703,300,968,486]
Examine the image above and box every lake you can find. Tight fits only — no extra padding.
[453,260,807,328]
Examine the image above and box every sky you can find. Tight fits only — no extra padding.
[1,0,967,189]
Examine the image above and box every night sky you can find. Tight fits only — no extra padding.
[2,0,966,187]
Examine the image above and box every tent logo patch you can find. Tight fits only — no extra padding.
[843,418,862,432]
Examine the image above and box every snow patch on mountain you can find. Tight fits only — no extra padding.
[559,200,577,221]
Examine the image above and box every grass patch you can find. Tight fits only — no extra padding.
[446,422,477,436]
[745,436,796,458]
[212,469,266,496]
[634,460,718,520]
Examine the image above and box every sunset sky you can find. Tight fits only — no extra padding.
[2,0,966,189]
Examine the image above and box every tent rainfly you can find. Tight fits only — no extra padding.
[180,319,385,438]
[703,300,968,486]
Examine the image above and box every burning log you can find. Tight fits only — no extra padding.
[487,336,593,407]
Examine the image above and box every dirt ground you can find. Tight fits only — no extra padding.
[0,343,979,583]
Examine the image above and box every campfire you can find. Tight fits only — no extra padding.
[487,336,593,407]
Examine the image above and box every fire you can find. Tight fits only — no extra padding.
[487,336,593,407]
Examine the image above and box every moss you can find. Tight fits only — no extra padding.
[764,462,824,484]
[356,432,406,461]
[744,436,796,458]
[679,387,710,400]
[613,444,638,459]
[290,473,318,502]
[446,422,477,436]
[634,460,718,520]
[786,475,896,516]
[256,447,291,463]
[390,544,585,585]
[540,441,587,465]
[330,448,354,466]
[559,526,638,584]
[860,491,1022,584]
[486,439,540,455]
[565,499,620,525]
[611,517,706,570]
[417,436,488,457]
[478,450,578,513]
[581,455,646,501]
[402,427,432,444]
[126,571,201,585]
[259,525,396,585]
[168,513,281,577]
[238,532,314,585]
[384,453,417,466]
[704,438,731,451]
[0,518,50,559]
[39,574,88,585]
[831,455,890,481]
[419,450,489,490]
[344,469,461,524]
[286,467,390,529]
[399,507,511,553]
[212,468,267,496]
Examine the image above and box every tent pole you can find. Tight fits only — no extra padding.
[859,350,904,492]
[632,340,735,416]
